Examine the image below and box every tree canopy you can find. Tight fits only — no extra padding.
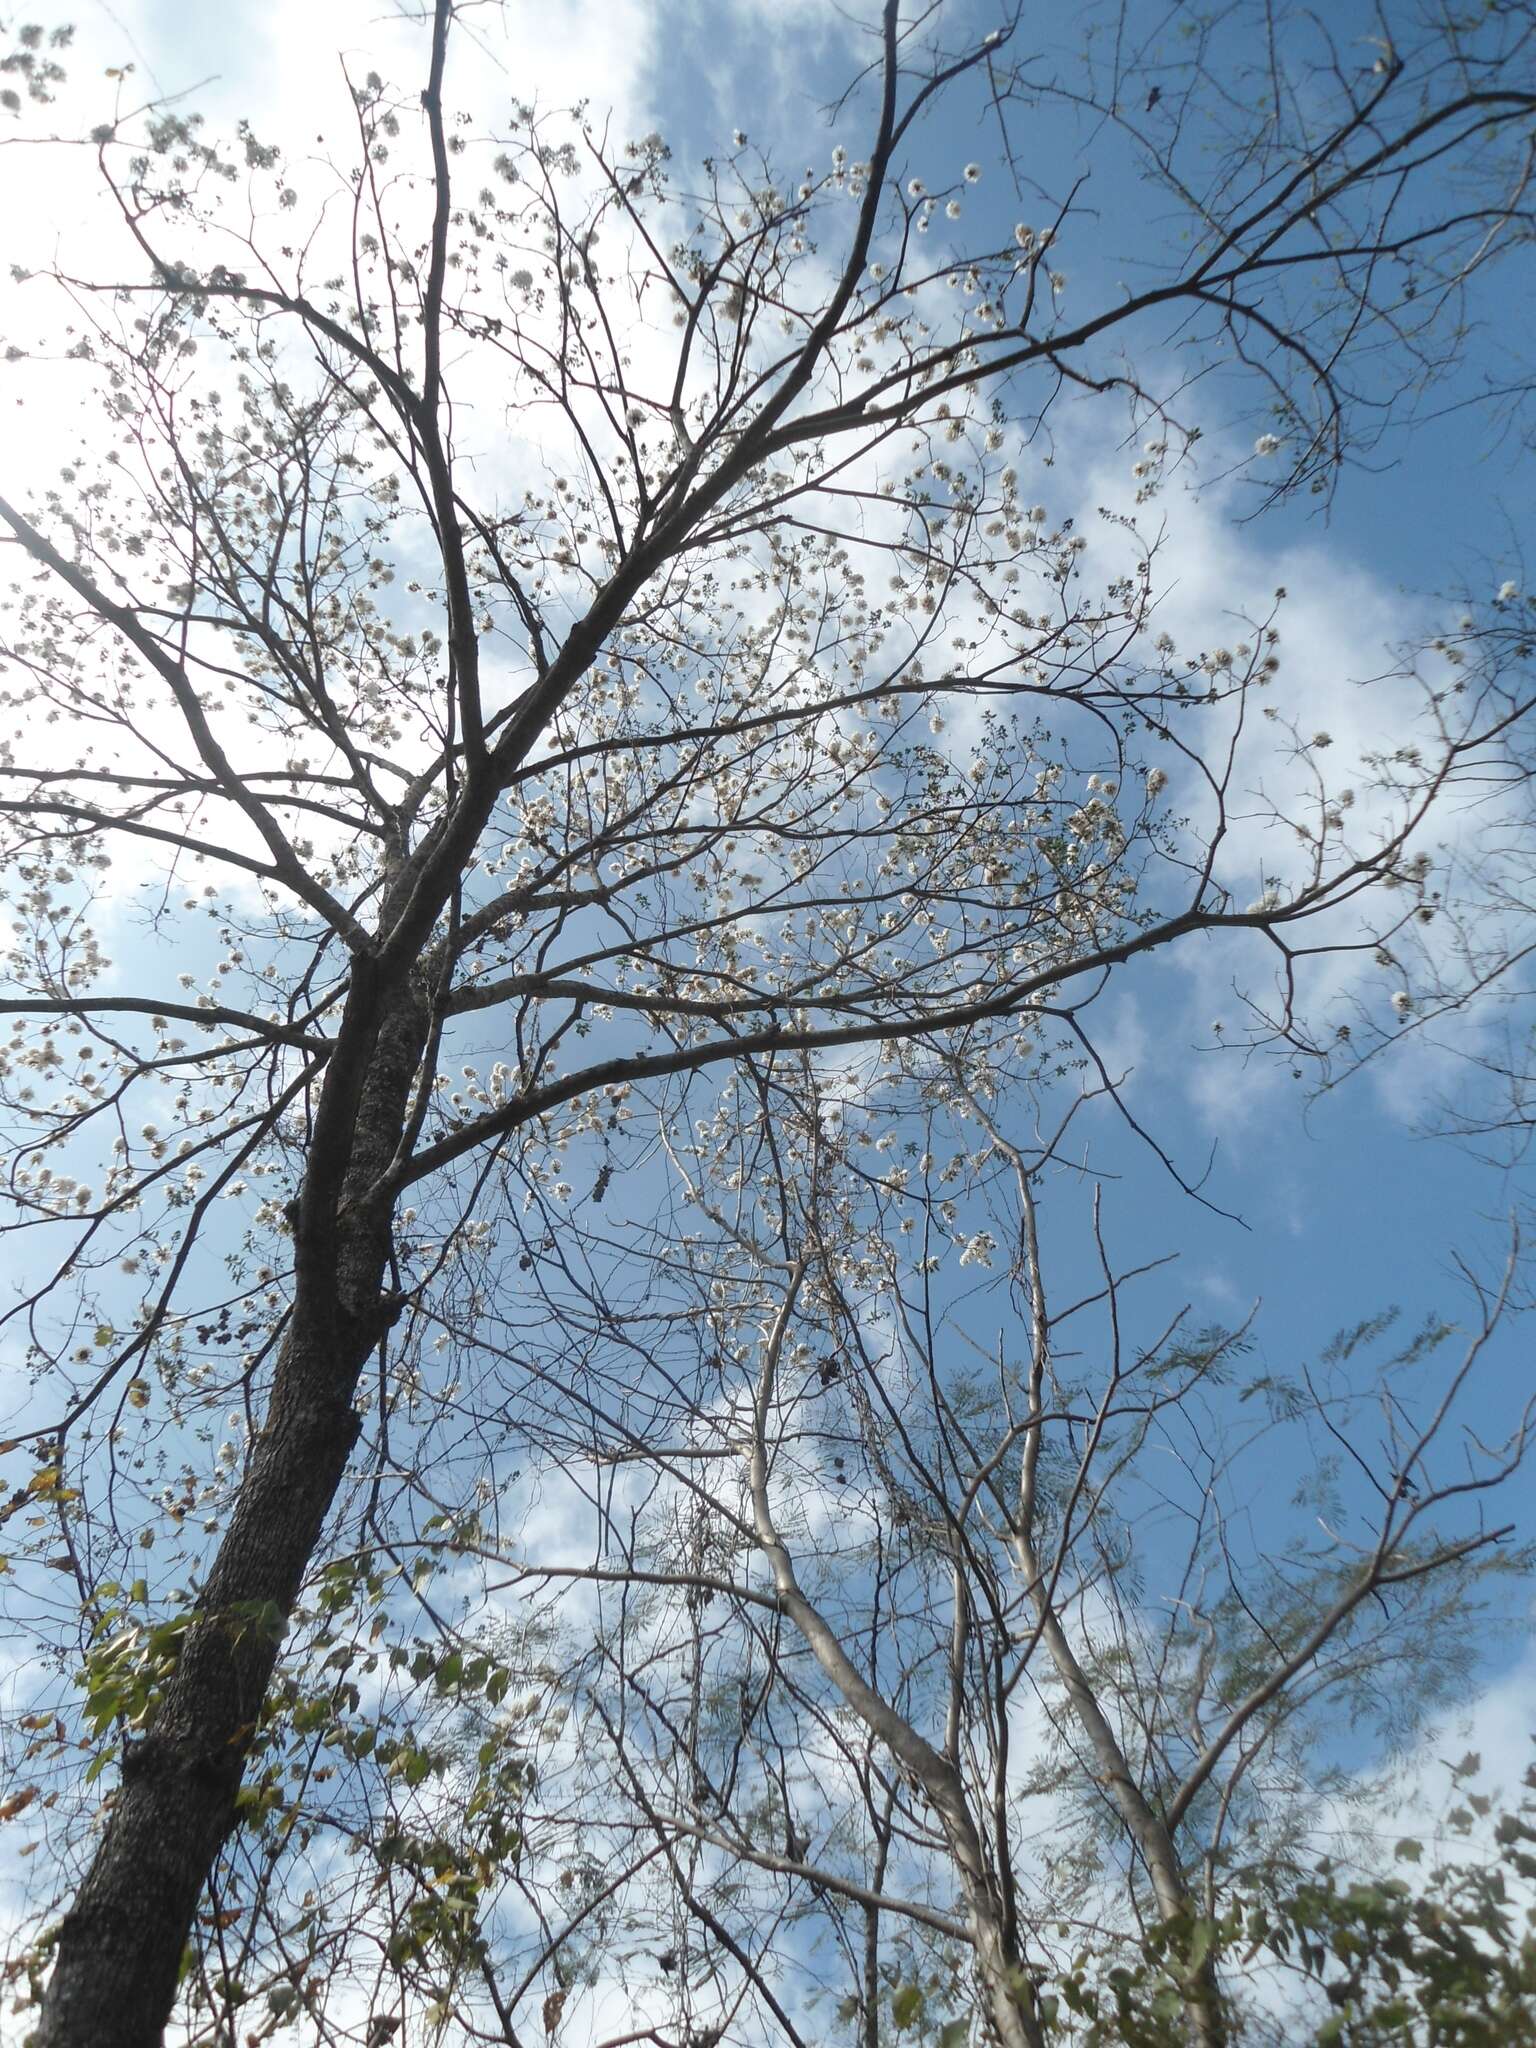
[1,3,1534,2044]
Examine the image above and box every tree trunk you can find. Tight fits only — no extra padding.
[35,976,427,2047]
[1012,1173,1226,2048]
[33,1310,379,2048]
[1017,1558,1227,2046]
[969,1903,1046,2048]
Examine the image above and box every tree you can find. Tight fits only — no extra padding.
[0,2,1533,2043]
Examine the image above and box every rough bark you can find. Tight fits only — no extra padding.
[33,977,430,2048]
[33,1319,374,2048]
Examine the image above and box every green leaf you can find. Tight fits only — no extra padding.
[890,1982,925,2030]
[1187,1916,1216,1970]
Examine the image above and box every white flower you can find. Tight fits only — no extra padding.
[1254,432,1282,457]
[733,129,747,146]
[907,178,926,198]
[1013,223,1034,249]
[1311,730,1332,748]
[1146,766,1167,797]
[868,261,886,281]
[1497,579,1520,602]
[964,162,981,182]
[946,199,962,219]
[832,145,847,169]
[958,1230,997,1268]
[1391,989,1413,1017]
